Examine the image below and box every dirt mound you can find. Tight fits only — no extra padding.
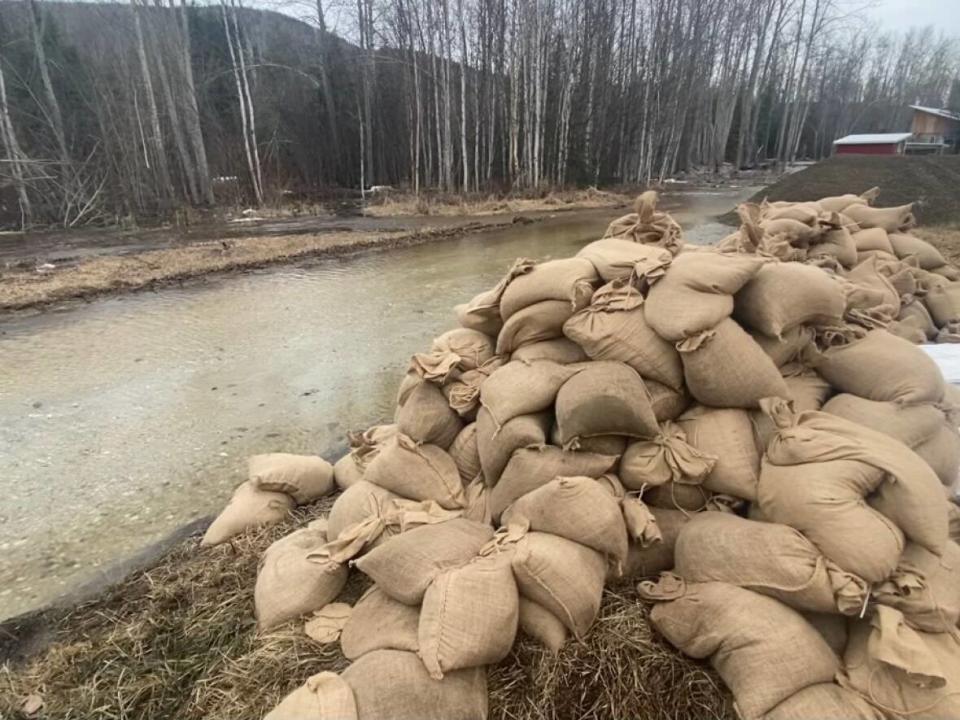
[735,156,960,226]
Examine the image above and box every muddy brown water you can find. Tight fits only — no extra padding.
[0,189,753,620]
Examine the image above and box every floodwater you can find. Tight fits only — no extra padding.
[0,187,753,620]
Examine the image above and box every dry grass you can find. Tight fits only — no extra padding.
[0,226,476,311]
[362,188,630,218]
[1,502,731,720]
[915,225,960,267]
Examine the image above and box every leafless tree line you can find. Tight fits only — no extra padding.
[0,0,956,228]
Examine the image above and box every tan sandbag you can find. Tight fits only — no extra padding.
[201,481,294,546]
[818,190,875,214]
[845,203,916,234]
[499,257,598,320]
[821,394,943,449]
[395,380,463,449]
[642,578,839,720]
[808,227,858,268]
[475,408,550,486]
[678,319,789,409]
[441,356,505,419]
[479,360,578,428]
[512,532,607,639]
[363,435,465,509]
[333,454,364,491]
[933,264,960,281]
[255,524,348,630]
[760,217,824,246]
[489,446,617,520]
[454,257,533,335]
[334,425,399,491]
[899,295,938,340]
[851,227,894,254]
[340,586,419,660]
[674,513,867,614]
[645,251,766,341]
[419,551,518,679]
[501,476,628,564]
[763,683,884,720]
[552,429,627,457]
[342,650,487,720]
[751,325,814,367]
[264,671,357,720]
[925,283,960,327]
[646,379,691,421]
[618,507,689,581]
[248,453,335,505]
[510,337,588,364]
[813,329,944,404]
[518,597,568,654]
[603,191,684,252]
[760,202,821,225]
[562,279,683,389]
[887,320,927,344]
[846,257,900,310]
[734,263,845,338]
[554,361,660,445]
[760,400,946,582]
[643,482,712,512]
[576,237,674,282]
[677,405,759,500]
[448,422,481,483]
[353,519,494,604]
[874,541,960,633]
[619,421,716,492]
[325,480,402,548]
[785,369,831,411]
[495,299,572,354]
[840,606,960,720]
[416,328,495,376]
[914,422,960,487]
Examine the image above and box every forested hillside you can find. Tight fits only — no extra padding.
[0,0,957,228]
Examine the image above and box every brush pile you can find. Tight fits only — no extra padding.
[203,189,960,720]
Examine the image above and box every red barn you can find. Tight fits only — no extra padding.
[833,133,912,155]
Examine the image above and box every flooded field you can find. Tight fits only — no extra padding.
[0,188,752,620]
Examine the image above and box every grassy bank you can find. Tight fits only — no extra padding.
[362,188,629,217]
[0,501,731,720]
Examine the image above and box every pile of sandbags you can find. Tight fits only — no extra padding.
[203,189,960,720]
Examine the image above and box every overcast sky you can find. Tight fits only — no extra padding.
[870,0,960,35]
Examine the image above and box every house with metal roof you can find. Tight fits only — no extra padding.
[832,133,913,155]
[907,105,960,153]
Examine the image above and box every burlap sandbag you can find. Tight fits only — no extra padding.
[501,476,628,564]
[342,650,487,720]
[674,513,868,614]
[678,319,789,409]
[554,361,660,445]
[499,257,598,320]
[851,227,894,254]
[813,329,944,405]
[264,672,357,720]
[618,507,689,581]
[353,519,494,604]
[255,524,348,630]
[495,299,572,354]
[510,337,588,364]
[201,481,294,546]
[395,380,463,449]
[419,551,518,679]
[548,426,627,457]
[734,263,845,338]
[646,379,691,421]
[760,201,821,225]
[448,422,481,483]
[844,203,916,233]
[363,435,466,510]
[763,683,884,720]
[760,217,824,246]
[562,279,683,389]
[441,356,505,419]
[603,191,684,252]
[455,257,533,336]
[874,541,960,633]
[840,606,960,720]
[576,238,673,283]
[512,532,607,639]
[340,586,419,660]
[334,425,399,491]
[411,329,495,382]
[914,422,960,487]
[642,577,839,720]
[760,400,946,581]
[821,394,943,449]
[808,227,858,268]
[489,446,617,520]
[248,453,335,505]
[899,295,938,339]
[933,265,960,281]
[818,189,877,214]
[677,405,759,500]
[333,453,364,491]
[643,482,713,512]
[518,597,568,654]
[475,408,550,486]
[924,283,960,327]
[751,371,831,462]
[479,360,578,428]
[325,480,401,548]
[887,319,927,344]
[752,326,814,368]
